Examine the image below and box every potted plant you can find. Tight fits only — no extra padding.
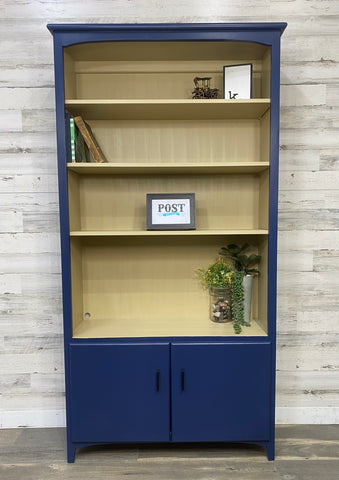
[219,243,261,326]
[196,257,233,325]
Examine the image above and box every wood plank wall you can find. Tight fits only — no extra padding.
[0,1,338,427]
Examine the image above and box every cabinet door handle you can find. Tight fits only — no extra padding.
[156,369,160,392]
[181,369,185,391]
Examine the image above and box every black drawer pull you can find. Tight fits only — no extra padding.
[181,369,185,391]
[156,369,160,392]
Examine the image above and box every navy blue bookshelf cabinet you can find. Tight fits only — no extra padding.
[48,23,286,462]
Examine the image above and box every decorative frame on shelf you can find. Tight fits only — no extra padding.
[223,64,252,100]
[146,193,196,230]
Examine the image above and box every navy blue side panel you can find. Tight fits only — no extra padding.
[51,34,74,460]
[267,33,283,451]
[69,343,170,442]
[267,35,281,342]
[171,342,271,442]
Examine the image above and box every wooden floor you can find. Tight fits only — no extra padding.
[0,426,338,479]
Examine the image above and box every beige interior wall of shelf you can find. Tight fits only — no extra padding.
[85,118,262,163]
[67,172,268,232]
[259,168,269,230]
[64,51,76,100]
[64,37,271,341]
[260,109,271,164]
[66,41,270,62]
[64,41,271,101]
[70,236,267,338]
[74,65,263,100]
[261,49,271,99]
[67,171,81,231]
[70,237,84,332]
[74,60,265,74]
[74,317,267,338]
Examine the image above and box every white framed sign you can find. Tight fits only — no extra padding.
[223,64,252,100]
[146,193,196,230]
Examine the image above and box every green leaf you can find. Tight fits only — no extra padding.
[237,254,250,266]
[225,244,241,254]
[247,253,261,266]
[238,243,250,254]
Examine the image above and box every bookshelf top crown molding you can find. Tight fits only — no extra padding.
[47,22,287,34]
[47,23,287,50]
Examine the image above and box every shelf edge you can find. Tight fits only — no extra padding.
[69,230,269,237]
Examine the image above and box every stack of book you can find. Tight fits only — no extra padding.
[66,113,107,163]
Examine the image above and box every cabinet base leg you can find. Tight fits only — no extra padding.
[67,444,76,463]
[266,442,275,461]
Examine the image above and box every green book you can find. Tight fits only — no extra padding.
[70,117,76,163]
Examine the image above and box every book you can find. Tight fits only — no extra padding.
[65,113,76,163]
[74,116,107,163]
[74,125,89,163]
[70,118,76,163]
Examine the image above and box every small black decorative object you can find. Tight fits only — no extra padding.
[192,77,219,99]
[146,193,196,230]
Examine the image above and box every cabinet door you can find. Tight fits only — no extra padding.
[69,343,170,442]
[171,342,271,442]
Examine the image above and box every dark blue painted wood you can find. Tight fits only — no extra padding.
[47,23,287,35]
[266,440,275,461]
[171,342,271,442]
[47,22,286,462]
[267,33,283,456]
[70,336,268,345]
[50,32,75,463]
[69,343,170,442]
[48,22,286,49]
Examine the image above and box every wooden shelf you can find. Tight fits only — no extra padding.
[67,162,270,175]
[73,316,268,338]
[65,99,270,120]
[70,229,269,237]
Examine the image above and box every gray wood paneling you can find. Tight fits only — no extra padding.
[0,154,58,174]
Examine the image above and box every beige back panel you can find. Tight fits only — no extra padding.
[64,38,272,339]
[64,41,271,101]
[71,236,267,337]
[68,172,267,232]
